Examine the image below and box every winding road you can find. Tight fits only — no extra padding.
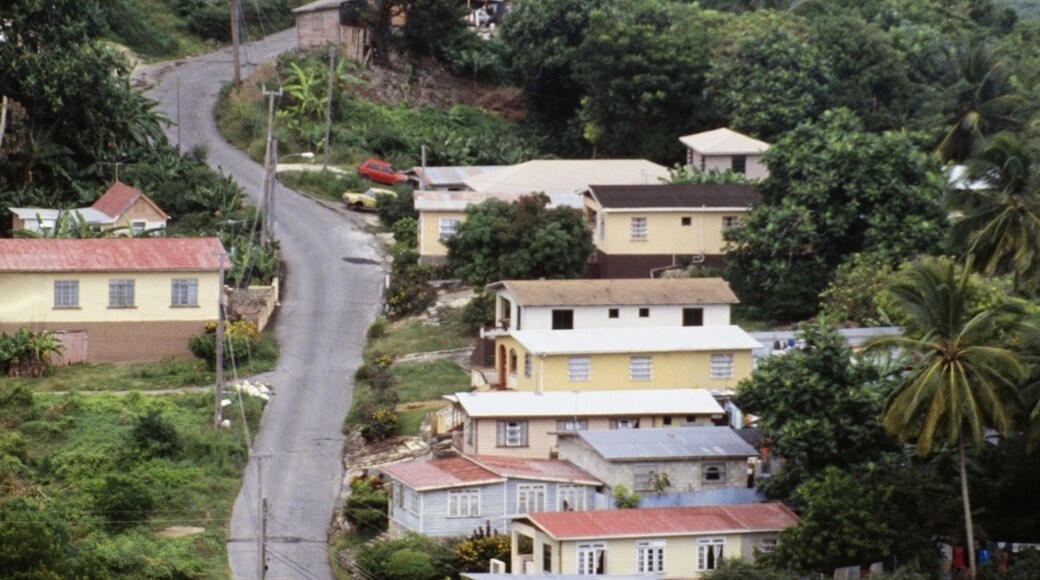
[138,29,386,579]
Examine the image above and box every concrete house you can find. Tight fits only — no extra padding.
[380,454,601,538]
[10,181,169,236]
[510,503,798,576]
[556,428,759,499]
[292,0,390,63]
[488,325,760,392]
[442,389,727,459]
[486,278,739,333]
[583,184,760,277]
[679,128,770,180]
[0,238,228,362]
[405,165,505,191]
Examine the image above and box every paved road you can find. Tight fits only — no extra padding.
[139,30,386,579]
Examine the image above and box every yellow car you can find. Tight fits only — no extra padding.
[342,187,395,211]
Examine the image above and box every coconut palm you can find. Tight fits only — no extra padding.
[866,258,1027,580]
[948,133,1040,294]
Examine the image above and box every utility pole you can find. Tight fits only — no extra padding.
[228,0,241,85]
[420,145,427,191]
[254,453,271,580]
[260,86,281,244]
[0,96,9,153]
[261,498,269,579]
[323,45,335,173]
[214,251,228,429]
[267,139,278,240]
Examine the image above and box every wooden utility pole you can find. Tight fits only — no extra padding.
[229,0,242,85]
[254,454,270,580]
[267,139,278,240]
[420,145,427,191]
[260,86,281,244]
[214,252,227,429]
[0,96,9,153]
[323,45,335,173]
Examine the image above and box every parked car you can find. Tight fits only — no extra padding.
[343,187,396,211]
[357,158,406,185]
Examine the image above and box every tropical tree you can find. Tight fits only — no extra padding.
[865,258,1028,579]
[948,133,1040,294]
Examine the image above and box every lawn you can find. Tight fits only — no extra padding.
[366,310,474,359]
[392,359,471,402]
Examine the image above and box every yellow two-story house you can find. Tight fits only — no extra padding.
[583,184,760,278]
[0,238,228,363]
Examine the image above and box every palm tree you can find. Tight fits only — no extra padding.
[866,259,1026,579]
[948,133,1040,294]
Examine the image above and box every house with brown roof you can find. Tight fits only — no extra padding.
[583,184,760,277]
[679,128,770,180]
[0,238,228,362]
[9,182,168,236]
[379,454,602,537]
[509,503,797,576]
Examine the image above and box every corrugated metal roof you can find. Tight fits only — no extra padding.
[463,160,670,195]
[588,184,760,210]
[414,190,582,211]
[292,0,344,14]
[449,389,724,418]
[380,455,599,490]
[678,128,770,155]
[487,278,739,306]
[91,182,169,220]
[406,166,505,187]
[9,207,111,224]
[468,455,601,485]
[573,427,758,460]
[0,238,228,272]
[522,503,798,540]
[508,326,762,355]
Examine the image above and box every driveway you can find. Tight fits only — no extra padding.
[139,30,386,579]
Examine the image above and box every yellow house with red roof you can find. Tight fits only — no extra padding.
[0,238,227,362]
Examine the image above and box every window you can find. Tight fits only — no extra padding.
[524,353,532,378]
[637,540,665,573]
[631,217,647,240]
[610,418,640,430]
[731,155,747,174]
[405,486,420,515]
[543,544,553,573]
[722,216,741,230]
[439,218,460,240]
[638,308,649,318]
[702,463,726,482]
[551,309,574,330]
[629,356,652,381]
[697,538,725,570]
[556,419,588,432]
[516,484,546,514]
[567,357,590,381]
[395,483,404,507]
[662,416,672,426]
[682,308,704,327]
[108,279,135,307]
[759,538,778,553]
[54,280,79,308]
[557,485,586,511]
[497,420,528,447]
[576,543,606,575]
[448,489,480,517]
[131,220,147,234]
[632,463,657,492]
[171,278,199,306]
[608,308,619,319]
[681,216,692,226]
[710,353,734,379]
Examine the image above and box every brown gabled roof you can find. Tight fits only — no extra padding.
[0,238,228,272]
[587,184,760,209]
[487,278,739,306]
[91,182,169,220]
[522,503,798,540]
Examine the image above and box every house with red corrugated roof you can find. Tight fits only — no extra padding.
[9,181,168,236]
[0,238,228,363]
[378,454,602,538]
[509,503,797,576]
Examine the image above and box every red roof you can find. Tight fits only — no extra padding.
[91,182,169,220]
[0,238,229,272]
[380,455,600,490]
[523,503,798,540]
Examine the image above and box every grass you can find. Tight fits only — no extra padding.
[365,309,474,359]
[396,401,450,436]
[278,170,367,203]
[392,360,471,403]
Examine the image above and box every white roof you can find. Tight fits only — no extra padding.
[462,160,670,195]
[447,388,725,418]
[414,190,582,211]
[9,207,112,223]
[946,165,991,191]
[679,128,769,155]
[507,326,762,355]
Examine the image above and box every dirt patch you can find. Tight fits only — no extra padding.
[157,525,205,538]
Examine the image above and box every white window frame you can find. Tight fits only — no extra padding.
[516,483,546,514]
[629,356,652,381]
[722,216,740,230]
[406,486,420,516]
[611,418,639,430]
[576,542,606,575]
[630,217,647,240]
[697,537,725,570]
[758,538,778,553]
[557,484,586,512]
[447,488,481,518]
[497,420,528,447]
[524,352,532,378]
[171,278,199,306]
[555,419,588,432]
[636,539,665,573]
[54,280,79,308]
[439,218,461,240]
[633,463,658,492]
[131,220,147,234]
[567,357,590,381]
[710,353,734,379]
[108,278,135,307]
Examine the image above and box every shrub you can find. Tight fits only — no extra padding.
[376,188,418,229]
[454,527,511,572]
[188,320,260,370]
[361,407,399,442]
[95,474,156,532]
[344,476,389,535]
[612,484,640,509]
[461,292,495,333]
[130,409,181,459]
[386,246,437,319]
[390,217,418,249]
[354,534,454,580]
[187,4,231,41]
[366,317,388,341]
[0,384,40,428]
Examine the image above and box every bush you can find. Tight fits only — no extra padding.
[390,217,418,249]
[354,534,454,580]
[187,4,231,41]
[461,292,495,333]
[454,527,511,572]
[386,246,437,319]
[366,317,388,341]
[130,409,181,459]
[361,407,399,442]
[0,384,40,428]
[376,188,418,229]
[95,474,156,532]
[613,484,640,509]
[344,476,389,535]
[188,320,260,370]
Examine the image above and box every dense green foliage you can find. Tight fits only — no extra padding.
[344,476,389,535]
[353,533,456,580]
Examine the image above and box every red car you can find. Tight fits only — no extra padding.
[357,158,406,185]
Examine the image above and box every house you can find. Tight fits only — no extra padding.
[509,503,798,576]
[405,165,506,191]
[485,278,739,333]
[487,326,760,391]
[0,238,228,363]
[441,389,727,459]
[292,0,386,63]
[415,190,582,266]
[379,454,601,538]
[556,427,759,499]
[463,160,670,196]
[679,128,770,180]
[10,182,169,236]
[583,184,760,277]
